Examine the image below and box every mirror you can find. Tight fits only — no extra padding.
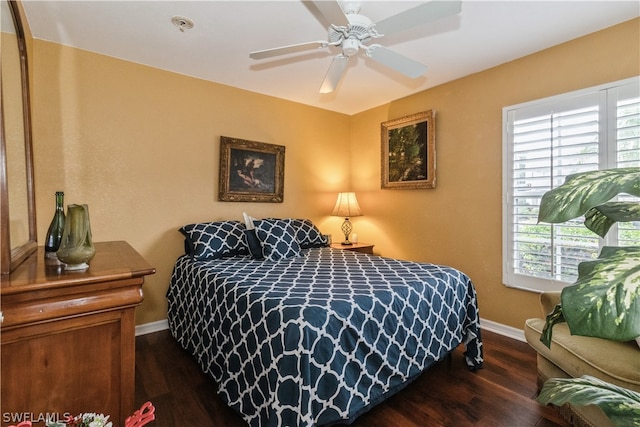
[1,0,37,274]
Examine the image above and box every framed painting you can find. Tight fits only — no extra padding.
[218,136,285,202]
[381,110,436,190]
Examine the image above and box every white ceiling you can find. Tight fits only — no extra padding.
[21,0,640,115]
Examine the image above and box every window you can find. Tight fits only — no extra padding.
[502,77,639,292]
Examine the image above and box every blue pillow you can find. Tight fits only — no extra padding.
[244,229,264,260]
[180,221,248,260]
[254,219,301,261]
[292,219,328,248]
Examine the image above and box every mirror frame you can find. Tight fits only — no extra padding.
[1,0,37,275]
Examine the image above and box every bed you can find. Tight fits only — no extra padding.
[166,218,483,426]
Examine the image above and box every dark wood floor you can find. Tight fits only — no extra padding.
[135,329,570,427]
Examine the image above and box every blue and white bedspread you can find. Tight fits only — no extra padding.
[167,247,483,426]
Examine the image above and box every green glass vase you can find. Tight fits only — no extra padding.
[56,204,96,270]
[44,191,66,258]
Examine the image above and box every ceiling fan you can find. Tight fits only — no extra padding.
[249,1,462,94]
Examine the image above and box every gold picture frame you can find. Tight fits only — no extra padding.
[218,136,285,202]
[381,110,436,190]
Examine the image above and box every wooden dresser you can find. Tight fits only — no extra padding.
[0,241,155,426]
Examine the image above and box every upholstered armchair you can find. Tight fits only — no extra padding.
[524,292,640,427]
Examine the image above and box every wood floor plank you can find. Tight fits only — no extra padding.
[135,329,570,427]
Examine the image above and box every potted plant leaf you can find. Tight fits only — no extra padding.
[537,167,640,346]
[535,167,640,426]
[537,375,640,426]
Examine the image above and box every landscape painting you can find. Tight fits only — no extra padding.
[381,110,436,189]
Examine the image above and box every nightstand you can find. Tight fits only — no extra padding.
[330,242,375,255]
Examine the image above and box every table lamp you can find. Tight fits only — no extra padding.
[331,192,362,245]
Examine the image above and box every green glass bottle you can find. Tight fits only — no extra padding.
[44,191,66,257]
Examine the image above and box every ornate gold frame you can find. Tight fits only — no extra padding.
[381,110,436,190]
[218,136,285,203]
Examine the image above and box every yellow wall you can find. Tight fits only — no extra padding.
[349,18,640,328]
[29,18,639,330]
[31,40,350,325]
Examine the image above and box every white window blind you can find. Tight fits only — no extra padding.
[503,77,639,292]
[616,86,640,247]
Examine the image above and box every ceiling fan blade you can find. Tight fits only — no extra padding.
[309,0,349,27]
[319,55,349,93]
[367,45,427,78]
[250,41,327,60]
[374,0,462,37]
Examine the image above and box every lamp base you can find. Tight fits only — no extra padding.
[340,218,353,247]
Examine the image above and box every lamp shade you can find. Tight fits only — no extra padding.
[331,192,362,218]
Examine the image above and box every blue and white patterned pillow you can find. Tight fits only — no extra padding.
[292,219,328,248]
[180,221,249,260]
[254,219,301,261]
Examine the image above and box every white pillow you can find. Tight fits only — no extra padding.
[243,212,258,230]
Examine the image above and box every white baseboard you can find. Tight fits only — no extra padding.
[134,317,525,342]
[135,319,169,336]
[480,318,526,342]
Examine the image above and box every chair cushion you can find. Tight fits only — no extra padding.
[525,318,640,392]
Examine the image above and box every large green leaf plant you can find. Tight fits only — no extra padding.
[536,168,640,426]
[538,376,640,426]
[538,167,640,346]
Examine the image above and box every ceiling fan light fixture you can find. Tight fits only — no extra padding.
[342,38,359,57]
